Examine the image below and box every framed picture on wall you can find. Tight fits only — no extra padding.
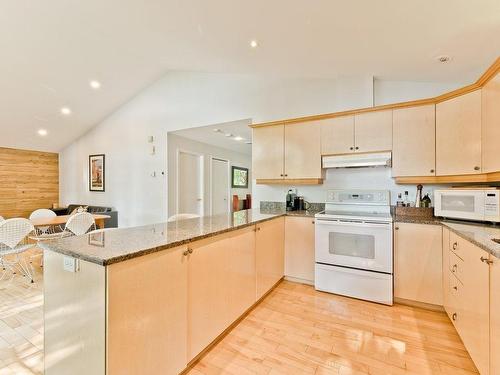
[89,154,105,192]
[231,166,249,188]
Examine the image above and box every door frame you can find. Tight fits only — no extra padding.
[176,148,205,216]
[209,156,231,215]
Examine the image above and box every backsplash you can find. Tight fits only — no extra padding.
[260,201,325,212]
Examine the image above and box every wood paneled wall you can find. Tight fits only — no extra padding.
[0,147,59,219]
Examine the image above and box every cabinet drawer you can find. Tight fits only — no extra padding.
[449,250,464,283]
[449,272,462,299]
[449,232,464,260]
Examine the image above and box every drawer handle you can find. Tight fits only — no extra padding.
[452,313,457,321]
[312,220,315,224]
[480,256,493,265]
[452,264,457,272]
[188,248,193,254]
[453,286,458,291]
[183,250,189,256]
[430,169,435,173]
[452,242,458,250]
[474,166,480,171]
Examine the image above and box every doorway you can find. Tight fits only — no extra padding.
[177,150,204,216]
[211,158,230,215]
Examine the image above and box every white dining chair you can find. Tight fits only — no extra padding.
[29,209,57,239]
[0,218,36,283]
[0,216,4,222]
[64,212,96,236]
[167,213,200,222]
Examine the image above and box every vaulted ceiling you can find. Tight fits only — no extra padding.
[1,0,499,152]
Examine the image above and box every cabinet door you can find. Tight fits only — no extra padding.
[256,217,285,300]
[284,216,315,283]
[436,90,482,175]
[107,246,188,375]
[394,223,443,305]
[392,105,436,177]
[459,240,490,375]
[187,235,230,360]
[284,122,321,179]
[442,227,452,313]
[354,110,392,153]
[320,116,355,155]
[252,124,284,179]
[491,255,500,375]
[482,73,500,173]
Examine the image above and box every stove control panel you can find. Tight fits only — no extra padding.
[327,190,390,205]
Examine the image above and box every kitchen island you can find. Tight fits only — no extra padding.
[40,209,287,375]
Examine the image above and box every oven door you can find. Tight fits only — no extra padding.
[434,190,485,221]
[315,219,392,274]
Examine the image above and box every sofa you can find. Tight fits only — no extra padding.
[57,204,118,228]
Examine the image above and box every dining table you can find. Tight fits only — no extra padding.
[30,214,111,230]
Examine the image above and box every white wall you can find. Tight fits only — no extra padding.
[167,134,251,217]
[59,69,461,227]
[60,71,372,227]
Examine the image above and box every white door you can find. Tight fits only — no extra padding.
[211,158,229,215]
[178,151,203,215]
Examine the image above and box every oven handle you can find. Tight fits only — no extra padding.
[315,219,393,229]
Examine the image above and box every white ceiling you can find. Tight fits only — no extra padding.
[171,119,252,155]
[1,0,499,152]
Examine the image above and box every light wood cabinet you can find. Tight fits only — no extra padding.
[394,223,443,305]
[252,122,322,181]
[320,116,355,155]
[442,227,452,313]
[354,110,393,153]
[284,122,322,179]
[392,105,436,177]
[256,217,285,299]
[252,124,284,179]
[107,246,188,375]
[482,73,500,173]
[491,255,500,375]
[457,239,490,375]
[284,216,315,284]
[436,90,482,176]
[187,227,256,361]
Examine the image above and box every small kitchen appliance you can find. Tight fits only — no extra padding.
[314,189,393,305]
[434,187,500,223]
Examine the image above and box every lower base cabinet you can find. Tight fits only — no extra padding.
[284,216,315,283]
[256,217,285,299]
[394,222,443,305]
[443,233,490,375]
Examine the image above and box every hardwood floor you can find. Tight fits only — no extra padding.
[0,250,43,375]
[189,281,478,375]
[0,257,477,375]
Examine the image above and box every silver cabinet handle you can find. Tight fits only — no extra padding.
[355,146,359,150]
[452,264,457,272]
[312,220,315,224]
[481,256,493,265]
[452,242,458,250]
[453,286,458,290]
[395,226,399,230]
[430,169,435,173]
[188,248,193,254]
[452,313,457,321]
[349,147,354,151]
[183,250,189,256]
[474,166,480,171]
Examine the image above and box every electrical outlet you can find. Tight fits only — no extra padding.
[63,256,79,272]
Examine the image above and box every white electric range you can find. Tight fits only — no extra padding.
[314,189,393,305]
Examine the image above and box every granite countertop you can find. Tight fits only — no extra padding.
[39,209,285,266]
[395,214,500,259]
[260,208,322,218]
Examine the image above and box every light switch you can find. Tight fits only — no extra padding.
[63,256,79,273]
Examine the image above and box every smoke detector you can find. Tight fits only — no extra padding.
[436,55,452,63]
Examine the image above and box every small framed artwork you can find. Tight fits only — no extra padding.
[231,166,249,188]
[89,154,105,192]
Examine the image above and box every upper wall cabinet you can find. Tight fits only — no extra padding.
[436,90,482,176]
[284,122,322,179]
[320,116,355,155]
[392,105,436,177]
[252,122,322,182]
[320,111,392,155]
[354,110,393,153]
[252,124,284,180]
[482,73,500,173]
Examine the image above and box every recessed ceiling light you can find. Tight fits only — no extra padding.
[225,133,233,137]
[37,129,48,136]
[60,107,72,115]
[245,141,252,145]
[436,55,452,63]
[89,80,101,89]
[250,40,258,48]
[213,128,222,133]
[234,136,243,141]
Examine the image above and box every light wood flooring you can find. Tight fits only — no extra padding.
[0,255,477,375]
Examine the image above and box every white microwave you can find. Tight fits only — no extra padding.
[434,188,500,223]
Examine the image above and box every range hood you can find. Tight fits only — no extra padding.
[322,152,392,169]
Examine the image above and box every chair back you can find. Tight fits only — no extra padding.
[30,209,56,234]
[0,216,4,222]
[168,213,200,222]
[0,218,34,250]
[65,212,95,236]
